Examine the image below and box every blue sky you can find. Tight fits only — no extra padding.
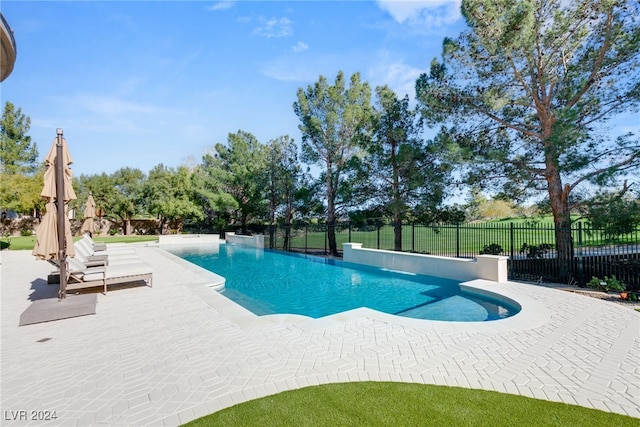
[2,0,467,177]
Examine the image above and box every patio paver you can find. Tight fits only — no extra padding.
[1,245,639,426]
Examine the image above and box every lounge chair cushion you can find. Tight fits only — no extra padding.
[76,239,136,256]
[79,263,152,282]
[82,233,127,251]
[74,240,139,262]
[66,257,153,292]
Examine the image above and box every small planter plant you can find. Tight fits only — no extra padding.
[586,275,635,300]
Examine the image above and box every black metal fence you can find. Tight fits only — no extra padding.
[263,221,639,290]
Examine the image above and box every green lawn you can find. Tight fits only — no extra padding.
[6,215,638,255]
[277,222,554,255]
[274,217,639,255]
[183,382,637,427]
[0,235,158,251]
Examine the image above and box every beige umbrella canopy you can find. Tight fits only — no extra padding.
[40,137,76,201]
[80,194,96,236]
[31,131,76,298]
[32,201,75,260]
[32,202,59,260]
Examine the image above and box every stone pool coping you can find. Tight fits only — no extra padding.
[189,275,550,334]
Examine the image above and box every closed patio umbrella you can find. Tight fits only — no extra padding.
[33,201,76,260]
[31,129,76,299]
[80,194,96,236]
[32,201,59,260]
[40,136,76,201]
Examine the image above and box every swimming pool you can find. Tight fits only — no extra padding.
[172,244,520,322]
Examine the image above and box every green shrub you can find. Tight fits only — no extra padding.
[519,242,553,259]
[20,228,33,237]
[586,275,626,292]
[480,243,504,255]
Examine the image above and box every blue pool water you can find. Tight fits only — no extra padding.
[173,244,520,322]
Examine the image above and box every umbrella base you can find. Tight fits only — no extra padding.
[19,294,97,326]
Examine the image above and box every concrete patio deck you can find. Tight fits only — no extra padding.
[1,245,639,426]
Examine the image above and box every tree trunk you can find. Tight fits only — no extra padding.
[283,225,290,251]
[124,218,131,235]
[269,214,275,249]
[269,225,275,250]
[159,217,167,235]
[391,139,402,251]
[283,194,292,251]
[393,199,402,251]
[269,186,276,249]
[539,101,574,283]
[241,214,248,235]
[326,161,339,256]
[546,159,573,283]
[393,217,402,252]
[327,220,337,256]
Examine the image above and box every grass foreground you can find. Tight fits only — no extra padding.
[183,382,637,427]
[0,234,158,251]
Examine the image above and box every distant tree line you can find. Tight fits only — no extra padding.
[0,77,459,256]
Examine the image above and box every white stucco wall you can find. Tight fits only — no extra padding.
[158,234,220,246]
[225,233,265,248]
[343,243,508,282]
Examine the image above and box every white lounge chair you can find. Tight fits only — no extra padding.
[66,257,153,294]
[75,238,136,258]
[73,240,142,266]
[82,233,128,252]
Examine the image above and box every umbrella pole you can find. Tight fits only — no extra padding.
[55,129,67,300]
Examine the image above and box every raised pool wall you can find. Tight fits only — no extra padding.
[158,234,220,245]
[343,243,508,282]
[225,233,265,248]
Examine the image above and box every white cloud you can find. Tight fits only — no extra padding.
[376,0,462,25]
[207,2,234,12]
[260,53,347,82]
[38,93,184,137]
[68,94,174,116]
[260,61,314,82]
[366,53,424,100]
[260,50,423,93]
[292,41,309,53]
[252,17,293,38]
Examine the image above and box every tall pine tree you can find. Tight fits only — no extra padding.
[417,0,640,281]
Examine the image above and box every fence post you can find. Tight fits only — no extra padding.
[324,223,327,254]
[412,222,415,253]
[577,222,584,286]
[285,224,289,251]
[305,224,308,254]
[348,221,351,243]
[269,224,274,249]
[377,221,381,249]
[510,223,515,259]
[456,223,460,258]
